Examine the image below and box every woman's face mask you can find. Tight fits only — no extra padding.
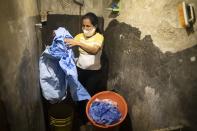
[82,27,96,37]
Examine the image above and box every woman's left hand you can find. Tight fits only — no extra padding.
[64,38,80,47]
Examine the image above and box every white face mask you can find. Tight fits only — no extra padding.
[83,27,96,37]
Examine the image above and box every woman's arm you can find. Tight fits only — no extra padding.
[64,38,101,55]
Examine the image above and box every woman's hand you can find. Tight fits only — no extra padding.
[64,38,101,54]
[64,38,80,47]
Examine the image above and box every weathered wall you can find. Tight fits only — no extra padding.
[40,0,197,52]
[40,0,110,18]
[103,0,197,53]
[0,0,45,131]
[103,0,197,130]
[39,0,197,130]
[104,20,197,131]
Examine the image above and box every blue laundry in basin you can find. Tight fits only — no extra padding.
[89,101,122,125]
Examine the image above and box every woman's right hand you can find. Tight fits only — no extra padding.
[64,38,80,47]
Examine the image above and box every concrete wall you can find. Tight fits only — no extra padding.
[103,0,197,53]
[104,20,197,131]
[103,0,197,131]
[40,0,197,53]
[40,0,110,18]
[40,0,197,130]
[0,0,45,131]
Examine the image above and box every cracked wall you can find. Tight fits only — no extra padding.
[104,20,197,131]
[103,0,197,53]
[0,0,45,131]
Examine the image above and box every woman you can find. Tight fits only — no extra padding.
[64,12,104,124]
[64,12,104,96]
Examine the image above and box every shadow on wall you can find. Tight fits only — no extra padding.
[0,65,10,131]
[0,63,10,131]
[0,48,45,131]
[101,39,133,131]
[16,48,45,130]
[0,98,10,131]
[104,19,197,131]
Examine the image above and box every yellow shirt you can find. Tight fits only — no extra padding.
[74,33,104,70]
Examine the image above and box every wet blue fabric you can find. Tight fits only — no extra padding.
[39,27,91,104]
[89,101,122,125]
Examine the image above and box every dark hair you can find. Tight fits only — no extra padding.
[82,12,101,33]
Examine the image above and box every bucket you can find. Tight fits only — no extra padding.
[48,103,74,131]
[86,91,128,129]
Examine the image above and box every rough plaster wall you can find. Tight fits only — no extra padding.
[0,0,45,131]
[41,0,197,53]
[104,20,197,131]
[41,0,80,14]
[103,0,197,53]
[40,0,106,17]
[101,1,197,131]
[39,1,197,131]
